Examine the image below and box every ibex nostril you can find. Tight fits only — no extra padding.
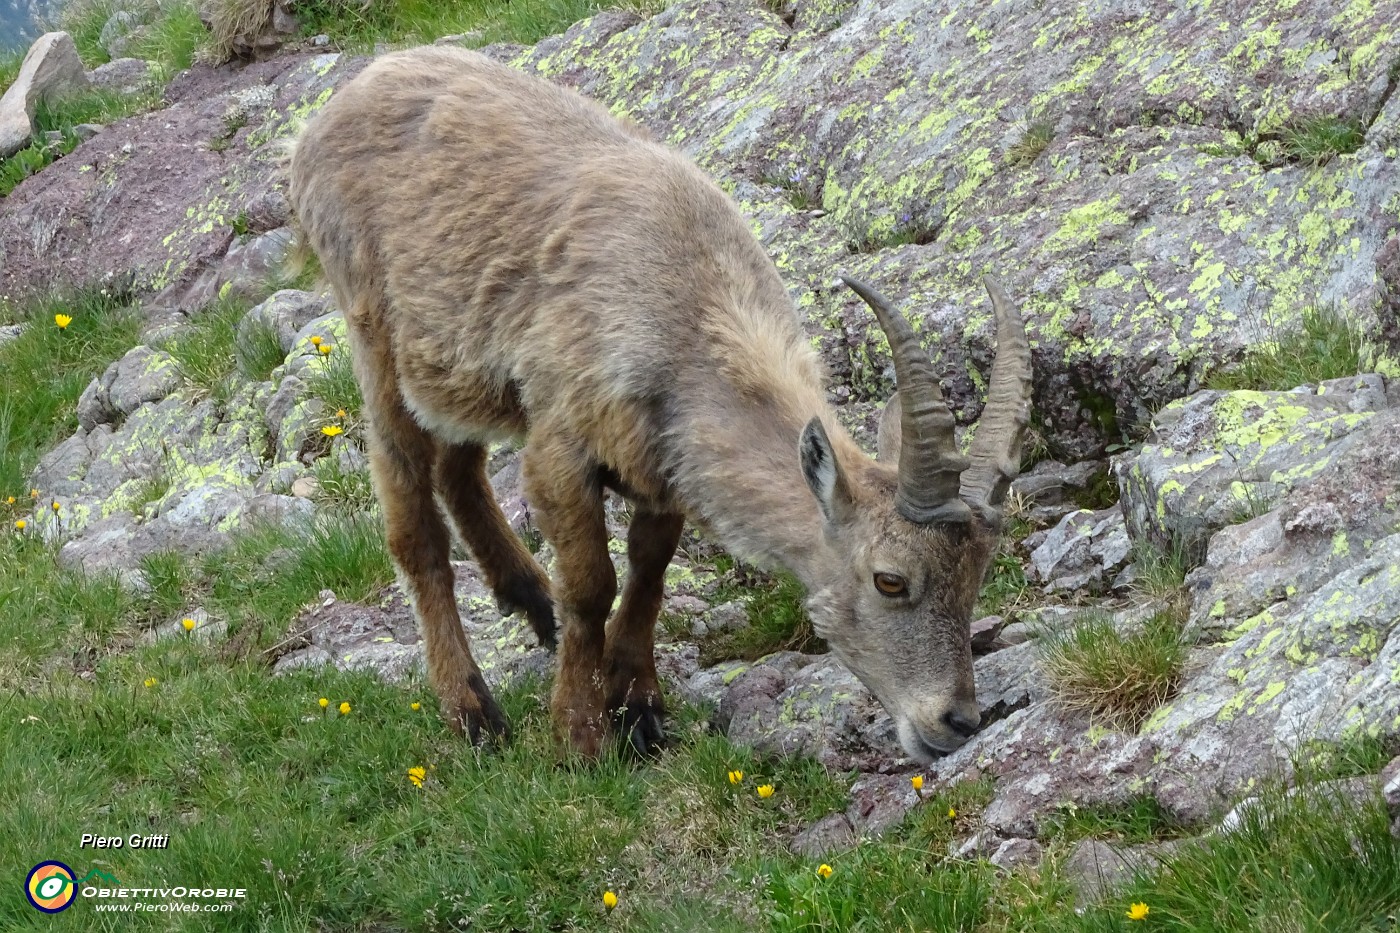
[942,709,981,738]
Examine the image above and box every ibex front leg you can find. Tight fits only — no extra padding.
[606,508,684,756]
[523,433,616,758]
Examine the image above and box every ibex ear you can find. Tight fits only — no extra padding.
[800,417,856,525]
[876,390,901,463]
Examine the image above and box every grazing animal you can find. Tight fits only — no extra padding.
[287,47,1033,762]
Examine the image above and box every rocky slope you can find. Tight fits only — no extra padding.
[2,0,1398,879]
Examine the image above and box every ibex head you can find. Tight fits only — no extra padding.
[799,276,1032,763]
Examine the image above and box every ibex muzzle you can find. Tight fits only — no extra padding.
[287,47,1032,763]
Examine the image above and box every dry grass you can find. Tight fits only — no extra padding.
[1038,609,1186,730]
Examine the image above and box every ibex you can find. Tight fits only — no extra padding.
[287,47,1032,763]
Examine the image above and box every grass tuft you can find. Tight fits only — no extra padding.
[236,314,289,382]
[304,342,364,417]
[1038,610,1187,730]
[311,455,378,512]
[1279,114,1366,167]
[699,570,824,664]
[1207,305,1391,391]
[1006,120,1054,165]
[158,295,247,405]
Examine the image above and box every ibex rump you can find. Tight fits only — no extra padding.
[288,47,1032,762]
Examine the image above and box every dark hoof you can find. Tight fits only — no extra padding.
[495,580,557,651]
[612,692,667,758]
[444,672,511,747]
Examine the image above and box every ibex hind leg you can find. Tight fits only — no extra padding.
[605,508,684,757]
[350,307,508,744]
[435,441,556,650]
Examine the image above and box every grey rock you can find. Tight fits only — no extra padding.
[1027,507,1131,594]
[0,32,90,159]
[88,58,156,94]
[106,346,183,416]
[239,290,328,368]
[1064,838,1184,903]
[989,837,1043,870]
[1010,460,1107,507]
[72,123,104,140]
[99,11,144,59]
[790,812,857,857]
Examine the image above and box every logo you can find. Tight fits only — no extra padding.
[25,861,76,913]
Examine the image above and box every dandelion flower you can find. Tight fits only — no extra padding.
[182,618,195,632]
[319,697,329,708]
[5,496,14,504]
[816,864,833,879]
[143,677,157,688]
[14,519,26,530]
[727,770,744,785]
[411,702,421,711]
[321,425,344,437]
[910,775,923,791]
[757,784,774,799]
[309,335,322,346]
[50,501,59,512]
[29,488,38,498]
[947,807,957,820]
[319,344,333,356]
[602,891,618,910]
[339,701,351,715]
[54,313,72,329]
[407,766,426,788]
[1126,903,1149,921]
[336,409,347,419]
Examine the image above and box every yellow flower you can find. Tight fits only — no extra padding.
[318,344,333,356]
[947,807,957,820]
[54,313,72,329]
[339,701,351,715]
[29,488,38,498]
[727,770,743,785]
[321,425,344,437]
[182,618,195,632]
[757,784,774,799]
[14,519,25,530]
[319,697,329,708]
[50,500,59,512]
[407,766,426,788]
[143,677,157,688]
[602,891,618,910]
[411,702,421,711]
[816,864,833,879]
[910,775,924,791]
[336,409,347,419]
[5,496,14,504]
[309,335,322,346]
[1126,903,1149,921]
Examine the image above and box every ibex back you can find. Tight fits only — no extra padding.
[288,47,1032,762]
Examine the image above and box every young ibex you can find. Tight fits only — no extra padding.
[287,47,1032,763]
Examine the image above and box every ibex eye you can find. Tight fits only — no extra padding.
[873,573,907,596]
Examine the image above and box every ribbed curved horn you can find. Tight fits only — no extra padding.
[960,277,1033,510]
[841,274,969,524]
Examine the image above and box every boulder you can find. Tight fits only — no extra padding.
[0,32,90,159]
[1026,507,1131,593]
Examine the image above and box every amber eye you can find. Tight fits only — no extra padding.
[873,573,907,596]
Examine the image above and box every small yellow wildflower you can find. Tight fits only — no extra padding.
[816,864,833,879]
[411,702,421,711]
[757,784,774,799]
[50,501,59,512]
[321,425,344,437]
[407,766,426,788]
[336,409,347,419]
[309,335,322,346]
[339,701,351,715]
[14,519,26,530]
[1126,903,1149,921]
[727,770,744,785]
[5,496,14,504]
[319,697,329,708]
[54,313,72,329]
[910,775,924,791]
[182,618,195,632]
[602,891,618,910]
[143,677,157,688]
[947,807,957,820]
[29,488,38,498]
[318,344,333,356]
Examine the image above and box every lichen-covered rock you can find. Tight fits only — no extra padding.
[1026,507,1131,593]
[1116,378,1386,552]
[238,289,331,364]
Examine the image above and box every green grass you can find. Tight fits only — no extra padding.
[234,315,288,382]
[1038,610,1187,730]
[311,454,378,512]
[1279,115,1366,167]
[158,296,247,406]
[304,342,364,418]
[292,0,662,52]
[1208,305,1393,391]
[1007,120,1054,165]
[0,288,142,496]
[1045,796,1180,846]
[698,570,825,665]
[0,87,159,196]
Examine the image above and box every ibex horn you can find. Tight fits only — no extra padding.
[840,274,970,524]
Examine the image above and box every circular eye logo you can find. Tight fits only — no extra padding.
[26,861,77,913]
